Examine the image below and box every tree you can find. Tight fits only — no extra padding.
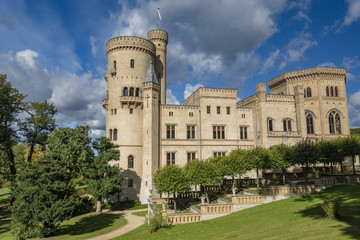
[0,74,25,181]
[293,138,319,180]
[270,144,294,184]
[11,158,76,239]
[317,140,341,176]
[246,147,271,189]
[20,101,56,162]
[339,135,360,175]
[85,137,122,213]
[153,164,189,212]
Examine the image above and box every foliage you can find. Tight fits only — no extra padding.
[293,138,319,179]
[322,198,340,219]
[85,137,122,213]
[214,149,248,179]
[338,135,360,175]
[148,212,171,233]
[20,101,56,162]
[246,147,270,188]
[153,165,189,198]
[316,140,342,175]
[350,128,360,136]
[270,144,293,169]
[185,159,223,189]
[11,158,77,239]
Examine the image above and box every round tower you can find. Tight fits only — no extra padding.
[147,30,168,104]
[105,36,157,200]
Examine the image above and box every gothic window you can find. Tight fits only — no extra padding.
[330,87,334,97]
[135,88,140,97]
[113,129,118,141]
[283,119,292,132]
[306,114,314,134]
[187,125,195,139]
[166,152,175,165]
[335,87,338,97]
[123,87,128,96]
[329,112,335,134]
[213,126,225,139]
[240,126,248,140]
[130,59,134,68]
[326,86,329,96]
[109,129,112,140]
[268,118,274,132]
[335,113,341,134]
[128,155,134,169]
[129,87,134,96]
[166,125,175,139]
[328,110,341,134]
[306,87,312,97]
[187,152,196,163]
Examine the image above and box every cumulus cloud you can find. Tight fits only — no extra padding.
[90,36,98,57]
[344,0,360,26]
[262,49,280,72]
[166,89,180,105]
[184,83,204,100]
[318,62,336,68]
[342,56,360,70]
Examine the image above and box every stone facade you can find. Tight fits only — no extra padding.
[102,29,350,203]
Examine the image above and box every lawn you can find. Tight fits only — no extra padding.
[115,185,360,240]
[132,210,148,217]
[0,187,11,240]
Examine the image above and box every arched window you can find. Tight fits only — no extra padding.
[113,60,116,69]
[135,88,140,97]
[129,87,134,96]
[113,129,118,140]
[335,87,338,97]
[326,86,329,96]
[109,129,113,140]
[328,110,342,134]
[130,59,134,68]
[306,114,314,134]
[330,87,334,97]
[283,119,292,132]
[128,155,134,169]
[123,87,128,96]
[304,89,306,98]
[329,112,335,134]
[335,113,341,133]
[306,87,312,97]
[267,118,274,132]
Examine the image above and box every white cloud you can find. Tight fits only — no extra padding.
[349,90,360,127]
[318,62,336,68]
[262,49,280,72]
[344,0,360,26]
[343,56,360,70]
[15,49,39,69]
[90,36,98,57]
[166,89,180,105]
[184,83,204,100]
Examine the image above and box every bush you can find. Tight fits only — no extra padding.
[148,212,171,233]
[322,198,340,219]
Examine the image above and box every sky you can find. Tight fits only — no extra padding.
[1,0,360,138]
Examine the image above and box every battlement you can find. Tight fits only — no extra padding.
[106,36,156,56]
[268,67,346,89]
[183,87,237,105]
[147,29,168,44]
[161,104,199,110]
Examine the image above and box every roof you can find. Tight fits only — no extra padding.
[144,61,159,84]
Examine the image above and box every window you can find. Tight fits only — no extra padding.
[217,106,221,114]
[114,109,117,115]
[166,152,175,165]
[306,87,312,97]
[129,87,134,96]
[242,114,246,119]
[130,108,133,114]
[330,87,334,97]
[226,107,230,115]
[189,112,193,117]
[135,88,140,97]
[166,125,175,139]
[304,89,306,98]
[113,129,118,141]
[128,155,134,169]
[268,119,274,132]
[329,111,341,134]
[326,86,329,96]
[306,113,314,134]
[111,109,113,115]
[123,87,128,96]
[207,106,211,114]
[130,59,134,68]
[113,60,116,69]
[169,112,173,116]
[187,125,195,139]
[109,129,112,140]
[283,119,292,132]
[214,152,226,157]
[213,126,225,139]
[128,179,133,188]
[187,152,196,163]
[335,87,338,97]
[240,126,248,140]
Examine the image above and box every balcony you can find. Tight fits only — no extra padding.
[119,96,143,108]
[268,131,301,138]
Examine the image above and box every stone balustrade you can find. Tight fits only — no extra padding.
[201,204,233,214]
[167,213,201,224]
[314,178,336,186]
[232,195,264,204]
[262,185,316,195]
[345,176,360,184]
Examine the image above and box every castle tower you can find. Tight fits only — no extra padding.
[147,30,168,104]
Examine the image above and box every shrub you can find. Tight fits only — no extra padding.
[148,212,171,233]
[322,198,340,219]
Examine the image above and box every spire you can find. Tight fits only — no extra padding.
[144,61,159,84]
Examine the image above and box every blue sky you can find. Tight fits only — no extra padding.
[1,0,360,137]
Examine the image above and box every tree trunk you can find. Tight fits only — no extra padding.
[340,162,344,173]
[96,196,102,213]
[27,144,35,162]
[331,161,334,177]
[305,163,309,182]
[167,192,170,204]
[282,168,286,185]
[352,155,356,175]
[256,168,259,189]
[174,195,177,213]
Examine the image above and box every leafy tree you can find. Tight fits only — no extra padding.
[293,138,319,180]
[11,158,76,239]
[85,137,122,213]
[24,144,45,162]
[246,147,271,189]
[20,101,56,162]
[153,164,189,212]
[339,135,360,175]
[270,144,294,184]
[46,126,94,179]
[0,74,25,181]
[317,140,341,176]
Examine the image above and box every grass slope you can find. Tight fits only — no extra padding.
[0,187,11,240]
[116,185,360,240]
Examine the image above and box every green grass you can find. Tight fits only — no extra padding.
[115,185,360,240]
[132,210,148,217]
[109,201,148,211]
[0,187,11,240]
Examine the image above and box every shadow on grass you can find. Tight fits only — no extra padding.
[0,207,11,235]
[296,185,360,239]
[53,213,123,236]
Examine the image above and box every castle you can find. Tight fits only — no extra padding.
[102,29,350,203]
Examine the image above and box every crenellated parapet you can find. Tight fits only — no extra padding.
[161,104,200,110]
[106,36,156,56]
[147,29,168,45]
